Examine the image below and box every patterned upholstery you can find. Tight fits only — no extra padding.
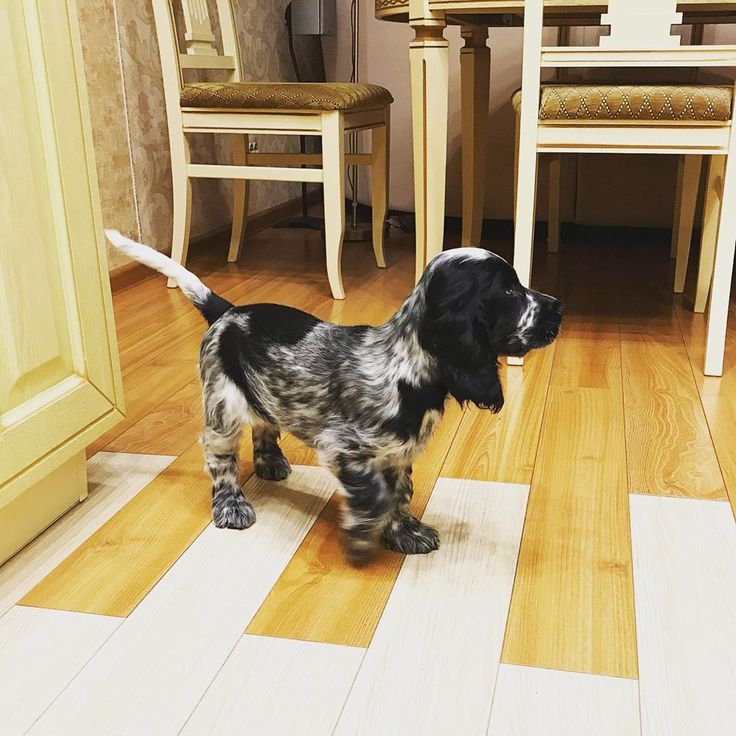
[375,0,409,11]
[512,84,733,122]
[181,82,393,111]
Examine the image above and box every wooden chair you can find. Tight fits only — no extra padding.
[151,0,393,299]
[512,92,722,314]
[513,0,736,376]
[527,21,719,313]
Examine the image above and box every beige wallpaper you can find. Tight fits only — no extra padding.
[77,0,304,271]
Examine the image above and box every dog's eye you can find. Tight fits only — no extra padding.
[505,288,518,296]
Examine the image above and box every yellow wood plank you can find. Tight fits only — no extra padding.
[502,324,638,678]
[245,401,465,647]
[440,344,555,484]
[0,452,174,616]
[674,299,736,516]
[24,431,320,618]
[20,441,211,616]
[105,378,203,456]
[87,359,197,456]
[550,318,621,390]
[621,320,726,500]
[699,395,736,516]
[673,298,736,399]
[105,375,318,461]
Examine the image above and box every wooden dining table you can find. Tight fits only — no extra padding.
[375,1,736,281]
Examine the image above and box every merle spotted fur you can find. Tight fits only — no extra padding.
[105,230,562,565]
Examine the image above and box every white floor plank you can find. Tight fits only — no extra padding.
[487,664,640,735]
[630,494,736,736]
[334,478,529,736]
[0,606,121,735]
[28,466,335,736]
[0,452,175,616]
[181,635,364,735]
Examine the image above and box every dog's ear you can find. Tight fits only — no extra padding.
[441,359,504,413]
[418,262,504,412]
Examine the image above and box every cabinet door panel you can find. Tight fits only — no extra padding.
[0,5,78,411]
[0,0,123,498]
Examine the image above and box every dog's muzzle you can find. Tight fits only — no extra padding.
[524,293,563,350]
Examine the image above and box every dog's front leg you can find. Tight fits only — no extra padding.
[380,466,440,555]
[336,460,393,566]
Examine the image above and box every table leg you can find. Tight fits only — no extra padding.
[460,27,490,248]
[409,16,449,283]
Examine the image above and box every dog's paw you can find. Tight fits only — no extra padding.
[381,515,440,555]
[343,536,380,567]
[213,494,256,530]
[254,453,292,481]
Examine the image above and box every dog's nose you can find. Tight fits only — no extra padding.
[540,294,563,318]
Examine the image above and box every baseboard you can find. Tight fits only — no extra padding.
[109,190,321,293]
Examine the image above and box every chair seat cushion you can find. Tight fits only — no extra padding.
[181,82,393,112]
[512,84,733,122]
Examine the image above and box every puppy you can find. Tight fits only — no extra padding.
[106,231,562,564]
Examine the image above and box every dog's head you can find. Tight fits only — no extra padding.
[417,248,563,412]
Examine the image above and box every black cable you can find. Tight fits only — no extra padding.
[285,4,303,83]
[285,4,309,218]
[347,0,357,202]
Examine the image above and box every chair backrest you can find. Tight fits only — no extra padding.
[599,0,682,51]
[520,0,736,74]
[152,0,243,94]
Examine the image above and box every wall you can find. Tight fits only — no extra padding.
[77,0,304,271]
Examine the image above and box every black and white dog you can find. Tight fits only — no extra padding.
[106,231,562,564]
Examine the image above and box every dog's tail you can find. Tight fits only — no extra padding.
[105,229,233,325]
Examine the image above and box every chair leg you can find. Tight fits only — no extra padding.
[694,156,725,314]
[322,111,346,300]
[228,134,249,263]
[509,0,543,367]
[673,155,703,294]
[167,134,192,288]
[371,110,389,269]
[671,156,685,259]
[704,151,736,377]
[460,27,490,248]
[547,154,562,253]
[509,147,539,368]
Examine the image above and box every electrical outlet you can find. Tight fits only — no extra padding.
[248,141,259,153]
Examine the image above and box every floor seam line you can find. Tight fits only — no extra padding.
[672,297,734,512]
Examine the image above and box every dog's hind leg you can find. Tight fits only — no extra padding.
[335,458,393,566]
[380,466,440,555]
[252,424,291,481]
[202,382,255,530]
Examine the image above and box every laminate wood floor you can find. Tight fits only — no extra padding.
[3,225,735,735]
